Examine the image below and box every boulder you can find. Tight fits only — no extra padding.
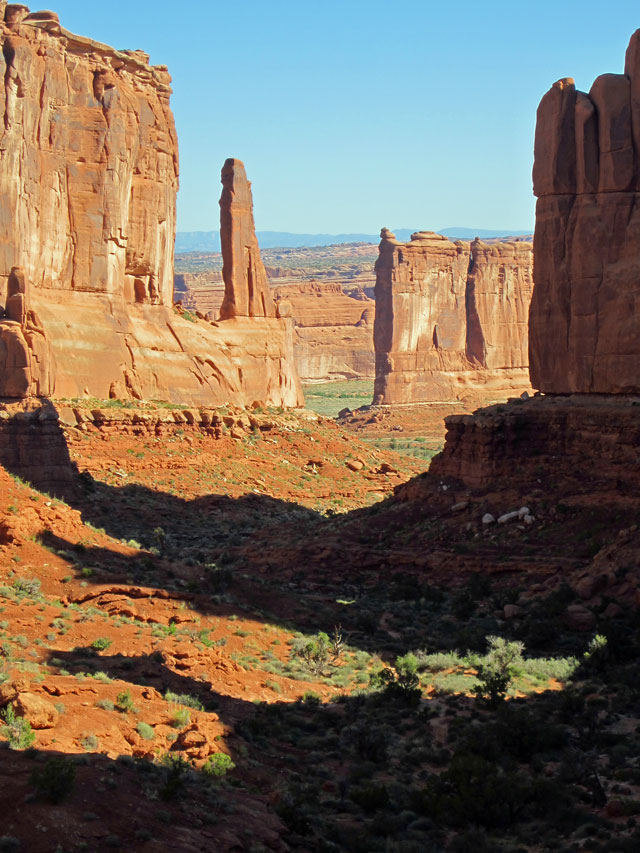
[12,693,59,729]
[565,604,597,632]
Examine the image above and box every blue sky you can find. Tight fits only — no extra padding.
[48,1,640,232]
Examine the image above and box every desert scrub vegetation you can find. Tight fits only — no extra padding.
[406,638,579,699]
[203,752,235,777]
[1,707,36,750]
[164,691,205,711]
[301,380,374,418]
[29,756,76,803]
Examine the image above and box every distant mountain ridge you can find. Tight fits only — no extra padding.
[175,228,532,254]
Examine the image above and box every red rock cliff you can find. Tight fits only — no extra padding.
[0,6,302,407]
[272,281,375,381]
[529,30,640,394]
[373,230,532,404]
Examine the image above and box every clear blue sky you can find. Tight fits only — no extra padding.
[48,1,640,232]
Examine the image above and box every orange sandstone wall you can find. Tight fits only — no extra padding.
[529,30,640,394]
[0,7,302,408]
[373,230,533,404]
[273,281,375,381]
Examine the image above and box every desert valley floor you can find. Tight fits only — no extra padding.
[1,393,640,852]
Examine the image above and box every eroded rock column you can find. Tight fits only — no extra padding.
[218,159,276,321]
[529,29,640,393]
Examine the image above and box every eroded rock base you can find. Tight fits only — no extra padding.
[431,394,640,490]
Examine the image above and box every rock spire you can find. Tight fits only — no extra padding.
[219,159,276,321]
[529,29,640,393]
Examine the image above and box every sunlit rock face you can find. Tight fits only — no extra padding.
[530,29,640,394]
[373,230,533,404]
[0,7,302,407]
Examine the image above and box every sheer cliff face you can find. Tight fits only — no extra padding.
[0,6,178,303]
[0,7,302,408]
[272,281,375,382]
[373,230,532,404]
[530,29,640,394]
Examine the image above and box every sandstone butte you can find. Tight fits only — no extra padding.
[272,281,375,382]
[530,29,640,394]
[373,229,533,404]
[0,5,302,408]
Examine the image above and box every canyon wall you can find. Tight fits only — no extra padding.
[272,282,375,381]
[0,6,302,408]
[174,272,225,315]
[373,230,533,404]
[529,30,640,394]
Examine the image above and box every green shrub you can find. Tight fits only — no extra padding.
[12,578,41,598]
[171,708,191,728]
[416,751,559,829]
[115,690,137,713]
[473,636,524,708]
[1,707,35,750]
[158,753,190,800]
[30,757,76,803]
[371,659,421,706]
[164,691,204,711]
[203,752,236,777]
[415,650,462,672]
[291,632,331,675]
[137,722,155,741]
[81,733,100,751]
[91,637,112,652]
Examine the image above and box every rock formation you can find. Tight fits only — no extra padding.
[174,272,225,316]
[529,30,640,393]
[0,6,302,408]
[219,159,276,321]
[0,267,53,397]
[272,282,375,381]
[373,230,533,404]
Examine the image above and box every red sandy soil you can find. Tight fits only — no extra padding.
[1,401,639,851]
[0,407,424,851]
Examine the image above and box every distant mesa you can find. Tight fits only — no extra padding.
[174,227,532,254]
[272,281,376,383]
[0,6,302,408]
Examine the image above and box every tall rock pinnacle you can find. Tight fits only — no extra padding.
[529,29,640,394]
[219,159,276,321]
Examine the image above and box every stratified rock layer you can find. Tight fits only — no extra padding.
[0,8,301,408]
[273,282,375,381]
[373,230,533,403]
[431,395,640,492]
[530,30,640,393]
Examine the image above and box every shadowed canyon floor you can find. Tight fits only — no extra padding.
[1,400,640,851]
